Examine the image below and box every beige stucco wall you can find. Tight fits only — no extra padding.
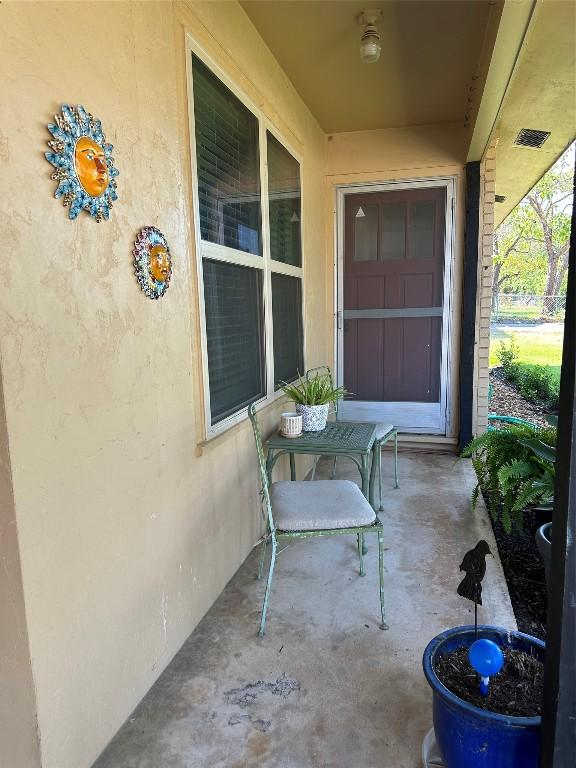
[0,2,327,767]
[0,368,41,768]
[325,124,469,443]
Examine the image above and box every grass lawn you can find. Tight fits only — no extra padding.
[490,325,564,369]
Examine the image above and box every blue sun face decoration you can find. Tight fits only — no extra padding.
[45,104,119,222]
[133,226,173,300]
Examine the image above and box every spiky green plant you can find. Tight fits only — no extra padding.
[281,372,347,406]
[462,423,557,533]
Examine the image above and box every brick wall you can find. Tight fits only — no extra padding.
[472,140,497,434]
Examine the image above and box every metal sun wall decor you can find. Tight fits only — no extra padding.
[45,104,119,222]
[133,226,173,300]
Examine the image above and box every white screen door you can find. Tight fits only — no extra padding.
[336,180,454,434]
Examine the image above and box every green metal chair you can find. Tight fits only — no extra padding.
[248,403,387,636]
[305,367,399,509]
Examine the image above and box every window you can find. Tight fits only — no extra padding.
[271,273,304,387]
[189,49,304,433]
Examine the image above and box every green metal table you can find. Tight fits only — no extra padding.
[265,421,378,508]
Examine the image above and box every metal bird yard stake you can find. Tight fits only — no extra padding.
[457,540,492,640]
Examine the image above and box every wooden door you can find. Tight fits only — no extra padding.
[341,187,447,430]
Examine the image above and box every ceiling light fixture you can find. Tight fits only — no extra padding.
[358,10,382,64]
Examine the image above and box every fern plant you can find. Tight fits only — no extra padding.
[462,424,557,533]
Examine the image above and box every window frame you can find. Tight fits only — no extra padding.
[185,36,305,439]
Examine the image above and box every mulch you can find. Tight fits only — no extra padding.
[489,369,552,428]
[435,646,544,717]
[490,509,548,640]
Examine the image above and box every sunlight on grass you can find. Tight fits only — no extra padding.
[490,326,564,368]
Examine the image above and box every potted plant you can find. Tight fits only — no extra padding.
[281,372,346,432]
[422,541,545,768]
[423,625,545,768]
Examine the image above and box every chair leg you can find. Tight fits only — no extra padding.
[331,455,338,480]
[377,442,384,512]
[357,532,365,577]
[257,536,268,580]
[310,456,319,481]
[258,536,277,636]
[394,431,399,489]
[378,527,388,630]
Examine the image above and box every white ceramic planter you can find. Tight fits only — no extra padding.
[296,403,329,432]
[280,412,302,438]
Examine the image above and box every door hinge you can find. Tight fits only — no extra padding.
[337,310,343,329]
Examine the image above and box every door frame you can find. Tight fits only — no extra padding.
[334,176,457,435]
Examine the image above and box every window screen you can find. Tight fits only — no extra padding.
[192,55,262,256]
[272,273,304,387]
[203,260,265,423]
[267,132,301,266]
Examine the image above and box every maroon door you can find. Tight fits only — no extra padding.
[343,187,446,404]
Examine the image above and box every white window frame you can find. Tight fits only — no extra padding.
[185,35,305,439]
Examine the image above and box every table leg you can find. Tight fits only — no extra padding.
[289,452,296,481]
[369,445,378,510]
[360,454,369,554]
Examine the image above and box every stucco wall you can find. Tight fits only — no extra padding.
[0,368,41,768]
[0,2,327,767]
[325,124,469,442]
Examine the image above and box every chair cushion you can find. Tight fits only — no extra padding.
[375,424,395,442]
[270,480,376,532]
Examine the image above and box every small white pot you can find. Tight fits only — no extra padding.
[280,412,302,438]
[296,403,329,432]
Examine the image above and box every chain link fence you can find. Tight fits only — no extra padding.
[492,293,566,322]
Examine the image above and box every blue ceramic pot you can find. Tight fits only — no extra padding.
[536,522,552,584]
[423,625,544,768]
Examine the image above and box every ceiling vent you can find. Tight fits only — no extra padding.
[495,194,507,203]
[514,128,551,149]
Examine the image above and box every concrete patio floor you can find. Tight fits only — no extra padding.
[94,452,516,768]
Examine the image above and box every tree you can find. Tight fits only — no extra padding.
[494,143,574,317]
[492,207,544,311]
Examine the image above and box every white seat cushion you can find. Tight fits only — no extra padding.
[375,424,395,441]
[270,480,376,532]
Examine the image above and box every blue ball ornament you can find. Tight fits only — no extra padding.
[468,639,505,696]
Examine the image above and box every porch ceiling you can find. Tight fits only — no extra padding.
[240,0,497,133]
[493,0,576,225]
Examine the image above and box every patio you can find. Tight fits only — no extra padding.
[94,452,514,768]
[2,2,574,766]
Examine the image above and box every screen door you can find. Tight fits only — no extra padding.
[338,185,449,433]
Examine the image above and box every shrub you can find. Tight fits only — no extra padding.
[495,338,560,410]
[462,423,557,533]
[496,337,519,373]
[504,364,560,410]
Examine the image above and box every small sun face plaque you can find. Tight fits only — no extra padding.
[133,226,172,300]
[45,104,119,222]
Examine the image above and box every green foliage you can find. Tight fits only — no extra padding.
[496,337,519,373]
[495,338,560,410]
[281,372,347,406]
[493,143,574,302]
[509,366,557,409]
[462,424,557,533]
